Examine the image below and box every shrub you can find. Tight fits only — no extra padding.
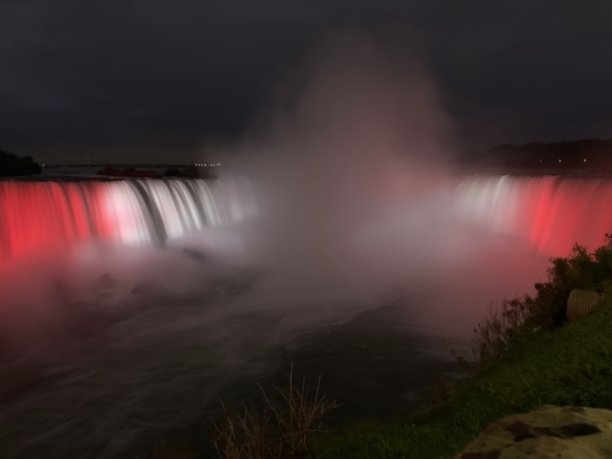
[212,367,339,459]
[472,236,612,365]
[471,299,530,365]
[0,149,41,175]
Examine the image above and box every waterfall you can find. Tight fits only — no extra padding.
[2,174,611,261]
[455,175,612,255]
[0,178,257,260]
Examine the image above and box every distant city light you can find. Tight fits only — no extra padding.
[558,158,562,163]
[583,158,588,163]
[193,162,222,167]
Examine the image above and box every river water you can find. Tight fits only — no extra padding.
[1,173,608,457]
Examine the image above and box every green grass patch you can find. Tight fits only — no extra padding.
[206,240,612,458]
[315,294,612,458]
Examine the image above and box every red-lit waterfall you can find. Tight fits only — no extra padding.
[1,174,607,459]
[455,175,612,255]
[0,175,610,262]
[0,178,256,260]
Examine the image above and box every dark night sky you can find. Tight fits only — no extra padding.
[1,0,612,164]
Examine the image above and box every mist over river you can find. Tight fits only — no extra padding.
[0,171,607,457]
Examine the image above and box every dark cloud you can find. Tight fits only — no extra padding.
[1,0,611,163]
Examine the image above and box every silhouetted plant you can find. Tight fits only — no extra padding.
[0,149,41,175]
[212,366,339,459]
[471,299,530,365]
[472,236,612,365]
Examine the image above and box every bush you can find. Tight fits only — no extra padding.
[471,299,530,365]
[0,149,41,175]
[472,236,612,365]
[212,367,339,459]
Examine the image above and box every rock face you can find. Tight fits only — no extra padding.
[457,405,612,458]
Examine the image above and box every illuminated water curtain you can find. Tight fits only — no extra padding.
[454,176,612,254]
[0,179,257,260]
[1,175,611,261]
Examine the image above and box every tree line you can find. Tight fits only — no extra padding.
[0,149,41,176]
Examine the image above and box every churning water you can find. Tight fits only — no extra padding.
[0,174,609,458]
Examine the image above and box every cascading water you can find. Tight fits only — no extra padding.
[0,178,257,260]
[455,175,612,255]
[1,174,611,262]
[0,173,608,459]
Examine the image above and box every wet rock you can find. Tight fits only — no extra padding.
[181,248,207,262]
[457,405,612,458]
[131,283,151,295]
[50,278,72,302]
[98,273,116,290]
[460,452,500,459]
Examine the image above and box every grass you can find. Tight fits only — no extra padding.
[206,240,612,458]
[213,365,339,459]
[314,292,612,458]
[471,241,612,365]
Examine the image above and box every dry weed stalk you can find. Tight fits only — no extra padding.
[213,365,339,459]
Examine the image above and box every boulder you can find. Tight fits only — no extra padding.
[50,278,73,302]
[98,273,116,290]
[130,283,150,295]
[457,405,612,458]
[181,247,207,262]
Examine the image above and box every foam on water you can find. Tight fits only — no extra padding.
[0,173,609,458]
